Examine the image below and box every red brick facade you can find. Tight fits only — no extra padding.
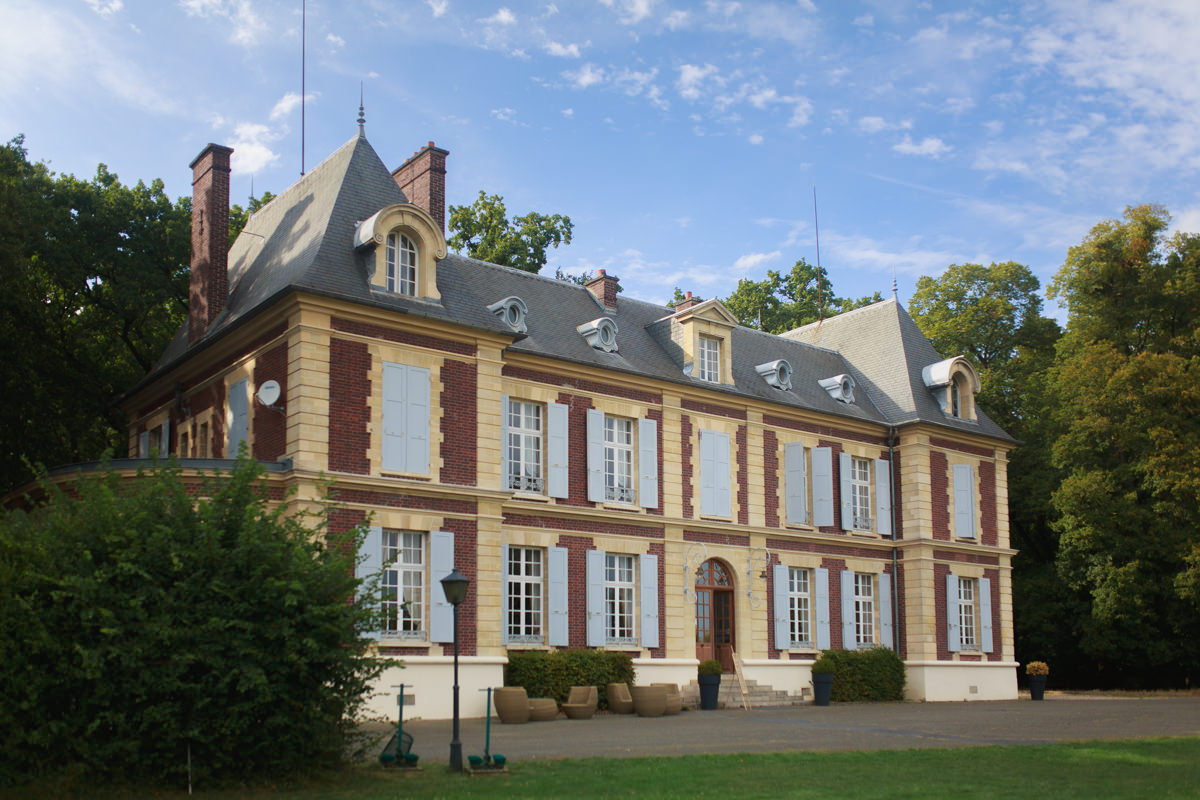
[252,342,288,461]
[439,359,477,486]
[328,338,372,474]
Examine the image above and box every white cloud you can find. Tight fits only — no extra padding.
[858,116,912,134]
[427,0,448,17]
[677,63,719,101]
[480,7,516,26]
[326,33,345,49]
[748,133,763,145]
[823,231,965,279]
[664,9,689,29]
[544,3,558,15]
[733,251,781,271]
[84,0,124,15]
[545,40,582,58]
[269,92,306,121]
[178,0,267,47]
[229,122,281,174]
[561,107,574,117]
[893,134,951,158]
[564,62,605,89]
[491,107,517,122]
[600,0,657,25]
[852,13,873,27]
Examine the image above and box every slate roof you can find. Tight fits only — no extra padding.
[146,131,1013,444]
[782,300,1015,442]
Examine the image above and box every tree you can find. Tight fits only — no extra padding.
[229,190,276,241]
[447,190,573,274]
[1048,205,1200,686]
[0,459,381,787]
[909,262,1073,678]
[722,258,882,333]
[0,136,192,492]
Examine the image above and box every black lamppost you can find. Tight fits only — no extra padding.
[440,568,470,772]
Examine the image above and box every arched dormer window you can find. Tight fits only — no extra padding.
[951,374,964,418]
[354,203,447,301]
[386,232,417,295]
[922,356,980,421]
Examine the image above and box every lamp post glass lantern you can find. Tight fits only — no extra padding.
[441,569,470,771]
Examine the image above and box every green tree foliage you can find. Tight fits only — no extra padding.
[447,190,573,274]
[229,190,276,241]
[0,136,191,491]
[1047,205,1200,686]
[721,258,882,333]
[0,459,381,787]
[909,262,1072,677]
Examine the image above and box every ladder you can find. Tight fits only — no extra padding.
[731,651,750,710]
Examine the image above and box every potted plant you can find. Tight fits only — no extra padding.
[811,655,835,706]
[1026,661,1049,701]
[697,659,723,710]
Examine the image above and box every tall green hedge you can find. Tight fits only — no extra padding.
[820,647,907,702]
[0,459,382,788]
[504,650,635,709]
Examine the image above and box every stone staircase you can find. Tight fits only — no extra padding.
[679,676,808,709]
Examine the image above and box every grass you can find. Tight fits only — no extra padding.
[11,738,1200,799]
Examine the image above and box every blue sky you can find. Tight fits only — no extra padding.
[3,0,1199,318]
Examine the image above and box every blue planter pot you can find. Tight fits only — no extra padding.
[813,673,834,706]
[698,673,721,710]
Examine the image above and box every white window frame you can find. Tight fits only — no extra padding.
[382,530,426,639]
[506,546,545,644]
[386,232,417,296]
[505,399,544,493]
[604,416,636,504]
[852,572,876,648]
[788,567,813,649]
[849,457,872,531]
[957,577,978,651]
[698,336,721,382]
[605,553,637,645]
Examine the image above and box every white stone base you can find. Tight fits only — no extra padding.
[904,660,1018,701]
[361,656,506,722]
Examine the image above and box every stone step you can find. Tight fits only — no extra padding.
[679,676,807,709]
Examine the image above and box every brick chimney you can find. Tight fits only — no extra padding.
[188,143,233,345]
[586,269,620,310]
[392,141,449,231]
[674,291,701,312]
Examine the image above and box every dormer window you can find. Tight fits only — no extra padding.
[819,373,856,404]
[951,375,963,418]
[756,359,792,391]
[488,296,528,333]
[578,317,618,352]
[386,232,417,295]
[698,336,721,382]
[922,356,980,421]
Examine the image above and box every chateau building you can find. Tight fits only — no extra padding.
[120,126,1017,719]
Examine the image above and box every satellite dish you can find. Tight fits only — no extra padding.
[257,380,281,407]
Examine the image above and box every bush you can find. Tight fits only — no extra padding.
[819,648,906,702]
[698,659,723,676]
[505,650,635,709]
[0,459,382,788]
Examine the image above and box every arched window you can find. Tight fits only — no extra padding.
[951,375,963,418]
[386,232,417,295]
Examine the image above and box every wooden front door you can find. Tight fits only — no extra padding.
[695,559,735,672]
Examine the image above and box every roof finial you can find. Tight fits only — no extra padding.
[892,266,898,301]
[357,82,366,135]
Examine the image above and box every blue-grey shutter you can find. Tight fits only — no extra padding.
[586,409,605,503]
[360,525,384,641]
[699,430,714,515]
[160,419,171,458]
[639,553,659,648]
[228,377,249,456]
[548,546,569,646]
[547,402,569,498]
[840,569,855,649]
[637,417,658,509]
[500,395,510,490]
[700,430,731,517]
[405,366,430,474]
[979,577,994,653]
[878,572,893,650]
[875,458,892,536]
[953,464,976,539]
[815,567,831,650]
[138,431,150,459]
[500,542,510,645]
[812,447,834,526]
[429,530,455,643]
[382,363,405,472]
[586,549,606,646]
[839,451,853,532]
[784,442,807,525]
[946,574,961,652]
[772,564,790,648]
[714,431,731,517]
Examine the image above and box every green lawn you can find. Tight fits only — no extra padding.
[16,738,1200,799]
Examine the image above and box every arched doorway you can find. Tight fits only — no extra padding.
[695,559,735,673]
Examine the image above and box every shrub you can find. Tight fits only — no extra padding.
[1026,661,1050,676]
[698,659,723,676]
[0,459,381,788]
[811,655,836,674]
[819,648,906,702]
[505,650,635,709]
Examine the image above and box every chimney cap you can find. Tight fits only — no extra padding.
[189,143,234,170]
